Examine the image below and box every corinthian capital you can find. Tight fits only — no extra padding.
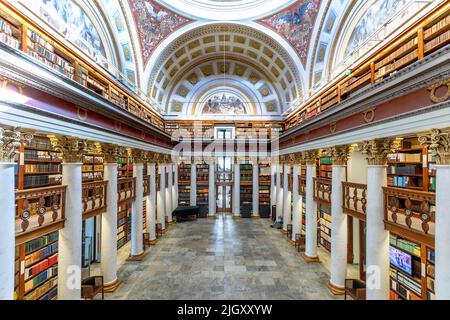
[131,149,146,163]
[0,127,22,162]
[359,139,399,165]
[303,150,318,165]
[329,145,351,165]
[418,129,450,165]
[50,136,87,163]
[101,143,120,163]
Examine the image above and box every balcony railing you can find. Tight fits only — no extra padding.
[383,187,435,247]
[118,177,136,203]
[143,175,150,196]
[342,182,367,221]
[82,181,108,219]
[299,175,306,196]
[313,177,332,204]
[15,185,67,245]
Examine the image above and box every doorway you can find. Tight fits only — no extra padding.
[216,156,233,215]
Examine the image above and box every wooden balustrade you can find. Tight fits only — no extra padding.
[383,187,435,247]
[117,177,136,204]
[299,175,306,196]
[143,175,150,197]
[15,185,67,245]
[82,181,108,220]
[342,182,367,221]
[313,177,332,204]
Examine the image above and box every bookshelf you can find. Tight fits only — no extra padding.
[318,204,332,252]
[109,85,127,109]
[301,196,306,234]
[143,199,147,231]
[82,154,104,183]
[196,163,209,217]
[16,136,62,190]
[117,155,133,178]
[178,162,191,206]
[79,65,109,99]
[15,231,59,300]
[26,28,75,80]
[318,156,332,179]
[0,14,20,49]
[117,202,131,249]
[259,162,271,217]
[240,163,253,217]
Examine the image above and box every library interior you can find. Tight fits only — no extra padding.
[0,0,450,301]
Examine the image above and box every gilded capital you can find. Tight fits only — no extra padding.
[329,145,351,165]
[293,152,304,164]
[359,139,399,165]
[131,149,146,163]
[101,143,120,163]
[50,136,87,163]
[303,150,318,165]
[418,129,450,165]
[0,127,21,162]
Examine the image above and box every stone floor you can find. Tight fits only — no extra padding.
[98,217,347,300]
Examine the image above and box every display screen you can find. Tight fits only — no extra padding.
[390,246,413,275]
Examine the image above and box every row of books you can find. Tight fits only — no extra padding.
[84,155,104,164]
[23,174,62,188]
[82,164,104,172]
[24,277,57,300]
[390,267,422,298]
[25,231,58,254]
[387,153,422,163]
[24,254,58,281]
[24,265,58,294]
[25,242,58,267]
[0,30,19,49]
[319,204,332,252]
[82,172,103,182]
[388,176,421,189]
[388,164,420,175]
[390,235,421,257]
[27,137,52,149]
[24,163,61,173]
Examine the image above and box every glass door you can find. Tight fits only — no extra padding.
[216,156,233,214]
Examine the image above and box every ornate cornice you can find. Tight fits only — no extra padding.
[0,127,22,162]
[418,129,450,165]
[329,145,351,166]
[50,136,87,163]
[101,143,120,163]
[359,139,399,166]
[303,150,318,165]
[131,148,146,163]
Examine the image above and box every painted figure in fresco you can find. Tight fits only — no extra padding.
[203,94,246,115]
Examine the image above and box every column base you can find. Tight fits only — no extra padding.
[281,229,288,234]
[127,251,147,261]
[162,228,167,234]
[103,278,123,293]
[232,215,241,220]
[149,239,158,245]
[326,281,345,295]
[207,215,216,219]
[301,252,321,263]
[251,214,260,218]
[168,220,176,225]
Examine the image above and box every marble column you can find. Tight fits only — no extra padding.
[0,128,20,300]
[275,162,283,220]
[252,159,259,217]
[147,161,157,244]
[51,136,85,300]
[233,158,240,218]
[173,163,178,210]
[292,159,301,242]
[361,139,397,300]
[158,162,166,231]
[166,162,173,223]
[328,146,350,295]
[283,162,291,231]
[208,159,216,217]
[419,130,450,299]
[190,160,197,206]
[100,144,121,292]
[270,162,276,208]
[302,151,320,263]
[130,150,144,259]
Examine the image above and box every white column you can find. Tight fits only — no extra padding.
[158,164,166,231]
[435,165,450,299]
[233,160,240,217]
[252,160,259,217]
[173,163,178,210]
[166,163,173,223]
[131,162,144,257]
[208,161,216,216]
[101,162,119,287]
[366,165,389,300]
[292,164,301,242]
[329,164,348,293]
[283,163,291,230]
[275,162,283,220]
[58,162,82,300]
[0,162,15,300]
[270,162,276,207]
[190,162,197,206]
[147,163,156,242]
[304,162,319,261]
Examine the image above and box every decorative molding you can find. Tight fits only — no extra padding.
[50,136,88,163]
[359,139,399,166]
[0,75,25,93]
[418,128,450,165]
[101,143,121,163]
[0,127,22,162]
[428,78,450,103]
[362,108,376,123]
[329,121,336,133]
[303,150,318,165]
[329,145,350,165]
[77,107,88,121]
[131,148,146,163]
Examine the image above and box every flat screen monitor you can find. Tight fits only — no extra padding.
[390,246,413,275]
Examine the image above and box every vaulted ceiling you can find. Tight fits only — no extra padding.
[10,0,439,118]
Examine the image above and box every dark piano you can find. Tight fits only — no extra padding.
[172,206,200,222]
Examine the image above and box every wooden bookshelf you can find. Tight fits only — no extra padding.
[0,13,20,49]
[117,155,133,179]
[259,162,271,217]
[318,204,332,252]
[117,202,131,249]
[82,154,104,183]
[240,163,253,217]
[318,155,332,179]
[178,162,191,206]
[143,199,147,231]
[196,163,209,217]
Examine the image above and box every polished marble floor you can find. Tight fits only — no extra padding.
[105,217,343,300]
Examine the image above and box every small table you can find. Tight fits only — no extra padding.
[173,206,200,222]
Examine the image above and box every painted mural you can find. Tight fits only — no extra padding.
[345,0,408,56]
[259,0,321,66]
[202,94,247,115]
[22,0,106,62]
[128,0,192,67]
